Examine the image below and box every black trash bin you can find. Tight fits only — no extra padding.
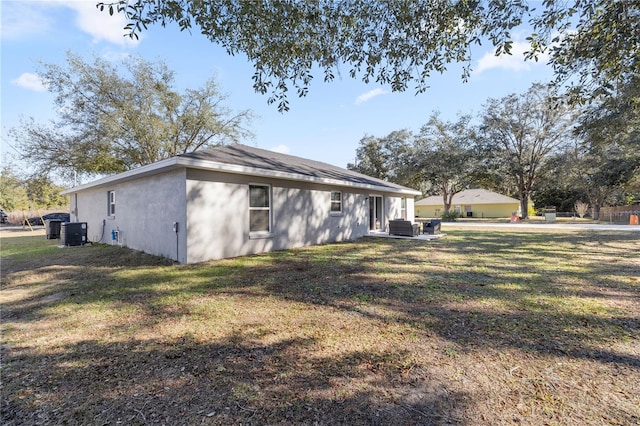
[61,222,87,246]
[45,220,62,239]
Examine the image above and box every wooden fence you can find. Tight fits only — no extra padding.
[599,206,640,224]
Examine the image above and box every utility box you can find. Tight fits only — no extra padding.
[544,206,557,223]
[45,220,62,239]
[61,222,87,246]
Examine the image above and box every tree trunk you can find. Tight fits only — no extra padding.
[442,182,452,213]
[519,185,530,219]
[520,197,529,220]
[443,194,451,213]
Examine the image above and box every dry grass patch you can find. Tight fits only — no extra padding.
[1,230,639,425]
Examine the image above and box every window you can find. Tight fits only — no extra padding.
[400,198,407,219]
[249,184,271,233]
[330,191,342,214]
[107,191,116,216]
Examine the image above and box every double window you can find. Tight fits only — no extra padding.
[249,184,271,234]
[107,191,116,216]
[330,191,342,214]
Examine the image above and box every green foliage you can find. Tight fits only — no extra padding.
[414,112,478,212]
[568,78,640,218]
[478,83,574,219]
[440,210,461,222]
[531,151,588,213]
[348,136,390,181]
[0,165,29,211]
[529,1,640,104]
[97,1,639,111]
[10,53,253,179]
[0,165,67,211]
[347,130,415,188]
[349,114,478,211]
[24,176,68,209]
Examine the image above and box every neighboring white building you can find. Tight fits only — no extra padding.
[62,144,420,263]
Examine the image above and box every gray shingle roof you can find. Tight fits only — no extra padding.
[63,143,420,195]
[180,144,418,193]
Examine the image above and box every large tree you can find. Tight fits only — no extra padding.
[569,142,639,220]
[414,113,478,213]
[570,74,640,217]
[530,150,588,214]
[347,136,389,181]
[478,83,573,219]
[11,53,253,179]
[348,116,478,212]
[98,0,639,111]
[348,130,415,188]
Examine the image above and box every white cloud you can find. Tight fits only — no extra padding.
[270,144,290,154]
[0,1,138,47]
[12,73,46,91]
[66,1,139,47]
[474,41,549,75]
[0,2,53,39]
[355,88,388,105]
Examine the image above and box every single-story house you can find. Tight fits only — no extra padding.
[62,144,420,263]
[415,188,520,218]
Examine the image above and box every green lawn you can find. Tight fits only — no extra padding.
[1,230,639,425]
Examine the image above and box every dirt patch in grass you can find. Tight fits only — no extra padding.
[1,230,639,425]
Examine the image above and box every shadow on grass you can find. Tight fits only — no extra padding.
[2,332,469,425]
[225,232,640,364]
[2,230,639,424]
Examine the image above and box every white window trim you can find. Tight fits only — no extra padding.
[249,183,272,238]
[400,197,407,220]
[330,190,343,215]
[107,190,116,217]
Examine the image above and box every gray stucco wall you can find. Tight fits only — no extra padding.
[71,169,187,263]
[379,195,416,230]
[69,167,416,264]
[185,169,377,263]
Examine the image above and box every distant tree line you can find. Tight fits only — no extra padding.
[348,83,640,220]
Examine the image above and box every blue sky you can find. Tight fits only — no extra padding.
[1,0,553,182]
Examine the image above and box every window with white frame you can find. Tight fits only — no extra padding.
[400,198,407,219]
[249,184,271,233]
[107,190,116,216]
[330,191,342,214]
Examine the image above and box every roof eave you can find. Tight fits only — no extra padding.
[61,156,421,196]
[178,157,421,195]
[60,157,180,195]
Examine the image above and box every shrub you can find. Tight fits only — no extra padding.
[441,210,461,222]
